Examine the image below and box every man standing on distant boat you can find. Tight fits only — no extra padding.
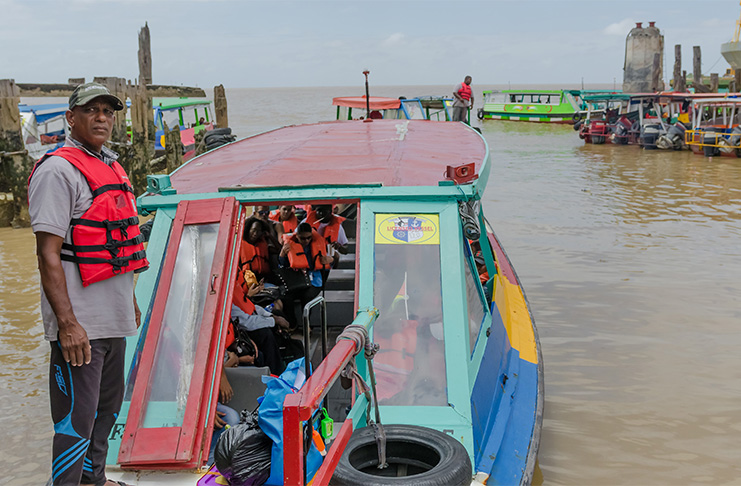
[28,82,147,486]
[452,75,474,122]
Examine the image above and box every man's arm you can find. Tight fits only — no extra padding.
[36,231,91,366]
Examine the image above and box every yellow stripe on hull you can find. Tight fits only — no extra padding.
[493,273,538,364]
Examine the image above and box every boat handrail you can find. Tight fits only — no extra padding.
[283,307,379,485]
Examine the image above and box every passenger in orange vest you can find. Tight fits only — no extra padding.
[452,75,474,122]
[240,216,279,285]
[253,205,285,246]
[269,205,299,239]
[303,204,348,255]
[279,223,335,328]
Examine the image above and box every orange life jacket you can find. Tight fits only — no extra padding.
[239,239,270,276]
[232,265,256,315]
[269,210,298,233]
[479,272,490,285]
[286,230,331,270]
[305,210,345,244]
[457,83,472,101]
[28,147,148,287]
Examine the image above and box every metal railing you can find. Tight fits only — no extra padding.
[283,307,379,486]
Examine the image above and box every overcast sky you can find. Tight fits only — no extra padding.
[1,0,739,89]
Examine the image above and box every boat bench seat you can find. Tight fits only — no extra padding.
[223,366,270,414]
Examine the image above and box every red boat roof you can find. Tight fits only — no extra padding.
[332,96,401,110]
[167,120,485,194]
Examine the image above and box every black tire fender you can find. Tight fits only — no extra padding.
[573,120,584,131]
[476,109,484,120]
[330,424,472,486]
[204,127,232,144]
[572,113,583,123]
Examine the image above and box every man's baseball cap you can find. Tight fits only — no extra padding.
[68,82,125,111]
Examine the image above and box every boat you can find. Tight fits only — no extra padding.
[685,95,741,157]
[152,97,215,160]
[99,119,542,485]
[478,89,585,123]
[332,95,457,122]
[18,102,68,159]
[576,92,693,149]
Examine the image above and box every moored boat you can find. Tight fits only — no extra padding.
[332,95,455,121]
[101,119,543,485]
[685,96,741,157]
[19,102,68,159]
[152,97,216,160]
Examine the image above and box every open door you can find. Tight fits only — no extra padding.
[119,197,241,468]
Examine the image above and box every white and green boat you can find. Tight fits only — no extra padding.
[478,89,585,124]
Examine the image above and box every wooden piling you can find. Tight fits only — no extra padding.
[651,53,661,92]
[116,80,151,195]
[710,73,719,93]
[138,23,152,85]
[0,79,33,227]
[735,70,741,93]
[214,85,229,129]
[673,45,684,92]
[162,121,183,174]
[693,46,710,93]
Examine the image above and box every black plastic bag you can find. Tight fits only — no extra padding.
[214,411,272,486]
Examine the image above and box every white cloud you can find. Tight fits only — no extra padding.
[382,33,405,47]
[604,19,636,36]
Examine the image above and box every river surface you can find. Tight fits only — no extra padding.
[2,85,741,485]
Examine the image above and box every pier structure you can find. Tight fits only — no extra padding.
[0,24,228,228]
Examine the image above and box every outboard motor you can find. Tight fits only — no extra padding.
[656,123,686,150]
[702,128,720,157]
[640,124,662,149]
[729,126,741,157]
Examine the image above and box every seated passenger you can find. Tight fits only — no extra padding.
[303,204,349,255]
[232,265,291,375]
[278,222,335,328]
[241,216,278,284]
[270,205,299,239]
[253,205,285,246]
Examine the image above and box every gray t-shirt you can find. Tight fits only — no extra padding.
[453,82,472,108]
[28,139,138,341]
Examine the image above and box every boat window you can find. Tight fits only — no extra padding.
[141,223,218,427]
[463,241,487,355]
[372,214,446,406]
[401,100,426,120]
[162,108,181,131]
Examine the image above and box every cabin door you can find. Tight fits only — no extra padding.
[118,197,242,468]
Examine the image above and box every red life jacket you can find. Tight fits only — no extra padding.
[232,266,256,315]
[457,83,472,101]
[269,210,298,233]
[239,239,270,276]
[286,230,331,270]
[305,210,345,245]
[28,147,148,287]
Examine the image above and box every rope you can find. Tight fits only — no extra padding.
[336,324,387,468]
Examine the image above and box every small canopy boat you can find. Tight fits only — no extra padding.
[18,102,68,159]
[104,119,543,485]
[152,98,215,160]
[332,96,454,122]
[684,95,741,157]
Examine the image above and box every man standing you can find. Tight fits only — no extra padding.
[452,75,474,123]
[29,83,148,486]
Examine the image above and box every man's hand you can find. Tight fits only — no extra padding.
[320,254,335,265]
[274,315,291,330]
[214,410,227,429]
[280,241,291,258]
[58,320,92,367]
[225,351,239,368]
[219,371,233,403]
[331,241,348,255]
[247,279,265,298]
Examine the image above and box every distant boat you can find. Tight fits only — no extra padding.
[332,95,456,122]
[152,98,215,160]
[18,103,68,159]
[478,89,613,124]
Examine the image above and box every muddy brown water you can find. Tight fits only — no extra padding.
[3,86,741,484]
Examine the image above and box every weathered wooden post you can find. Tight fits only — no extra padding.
[138,23,152,86]
[651,53,661,92]
[673,44,684,92]
[163,121,183,174]
[214,84,229,129]
[710,73,719,93]
[735,70,741,93]
[0,79,33,227]
[693,46,710,93]
[116,80,150,195]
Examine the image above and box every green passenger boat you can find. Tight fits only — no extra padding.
[478,89,583,124]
